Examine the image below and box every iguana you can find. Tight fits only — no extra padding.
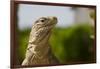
[22,16,58,66]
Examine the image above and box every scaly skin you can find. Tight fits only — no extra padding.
[22,16,58,66]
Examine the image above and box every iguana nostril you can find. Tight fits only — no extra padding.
[53,17,57,20]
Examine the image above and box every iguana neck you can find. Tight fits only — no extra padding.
[33,43,50,57]
[28,24,52,45]
[27,25,52,54]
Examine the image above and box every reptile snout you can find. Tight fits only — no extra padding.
[49,16,57,20]
[48,16,57,24]
[53,17,57,20]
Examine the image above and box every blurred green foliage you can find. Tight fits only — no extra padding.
[17,24,95,64]
[50,24,94,64]
[17,29,30,64]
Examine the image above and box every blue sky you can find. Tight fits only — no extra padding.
[18,4,75,30]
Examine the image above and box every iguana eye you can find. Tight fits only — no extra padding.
[40,19,45,22]
[35,17,47,24]
[39,17,47,23]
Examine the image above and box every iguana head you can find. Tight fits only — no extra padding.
[29,16,57,44]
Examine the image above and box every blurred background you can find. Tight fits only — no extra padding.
[16,4,95,65]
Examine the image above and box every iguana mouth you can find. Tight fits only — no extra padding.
[44,18,57,29]
[44,21,57,27]
[45,17,57,27]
